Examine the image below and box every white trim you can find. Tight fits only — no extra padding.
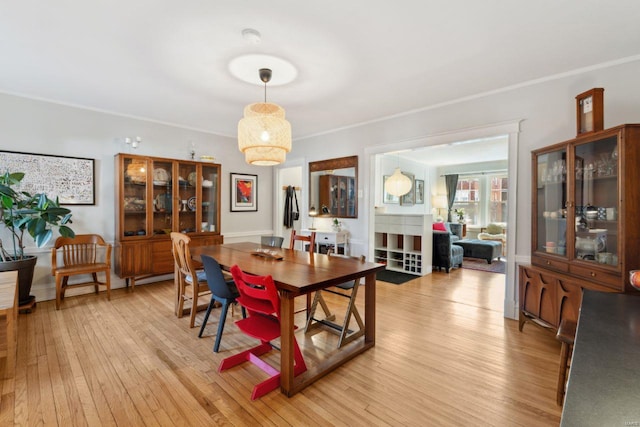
[366,120,522,320]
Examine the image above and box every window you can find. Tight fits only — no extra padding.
[453,177,480,224]
[451,173,508,226]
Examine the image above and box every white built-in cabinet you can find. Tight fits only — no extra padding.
[374,214,432,276]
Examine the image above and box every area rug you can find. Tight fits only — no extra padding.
[461,257,506,274]
[376,269,418,284]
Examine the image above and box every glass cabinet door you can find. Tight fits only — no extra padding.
[201,164,219,233]
[573,135,619,268]
[151,159,173,237]
[176,161,197,233]
[535,148,568,256]
[122,156,150,237]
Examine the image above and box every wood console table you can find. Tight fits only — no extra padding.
[561,290,640,426]
[0,271,18,379]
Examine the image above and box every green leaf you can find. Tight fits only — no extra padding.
[34,229,53,247]
[59,225,75,238]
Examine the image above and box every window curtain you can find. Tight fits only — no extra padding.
[445,174,459,222]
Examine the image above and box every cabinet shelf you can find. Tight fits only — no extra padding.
[374,214,432,276]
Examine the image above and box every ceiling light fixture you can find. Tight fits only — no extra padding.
[237,68,292,166]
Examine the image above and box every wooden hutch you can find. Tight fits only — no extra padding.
[520,124,640,331]
[114,153,223,287]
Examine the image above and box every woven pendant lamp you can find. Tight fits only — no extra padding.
[238,69,292,166]
[385,167,412,197]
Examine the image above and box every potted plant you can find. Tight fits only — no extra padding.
[454,208,465,223]
[0,172,74,308]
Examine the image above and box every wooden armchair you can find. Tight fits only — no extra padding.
[51,234,112,310]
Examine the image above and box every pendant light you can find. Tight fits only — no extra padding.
[238,68,292,166]
[385,152,412,197]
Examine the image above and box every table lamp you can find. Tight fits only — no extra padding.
[432,195,448,222]
[309,206,317,230]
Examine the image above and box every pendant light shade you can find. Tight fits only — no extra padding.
[385,167,412,197]
[238,68,292,166]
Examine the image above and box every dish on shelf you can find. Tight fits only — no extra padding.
[188,172,197,186]
[187,196,197,211]
[200,155,215,163]
[153,180,168,186]
[153,168,170,183]
[202,201,210,207]
[202,179,213,187]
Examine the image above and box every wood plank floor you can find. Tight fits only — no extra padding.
[0,268,562,426]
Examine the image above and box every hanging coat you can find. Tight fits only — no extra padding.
[283,185,294,228]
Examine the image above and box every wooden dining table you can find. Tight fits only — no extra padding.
[191,241,385,397]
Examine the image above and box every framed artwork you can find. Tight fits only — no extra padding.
[0,150,95,205]
[414,179,425,204]
[400,172,415,206]
[382,175,399,204]
[230,173,257,212]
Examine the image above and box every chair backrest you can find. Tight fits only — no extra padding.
[486,223,503,235]
[230,265,280,319]
[200,255,236,299]
[261,235,284,248]
[52,234,111,268]
[170,232,197,279]
[289,230,316,252]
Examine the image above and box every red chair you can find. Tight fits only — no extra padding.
[219,265,307,400]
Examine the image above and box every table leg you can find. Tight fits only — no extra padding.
[280,291,295,395]
[364,272,376,344]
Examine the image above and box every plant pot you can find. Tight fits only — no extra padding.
[0,255,37,307]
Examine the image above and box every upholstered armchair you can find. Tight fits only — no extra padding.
[478,223,507,256]
[432,223,464,273]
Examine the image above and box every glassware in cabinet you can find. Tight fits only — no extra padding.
[534,147,568,258]
[151,159,173,237]
[122,156,150,238]
[201,163,219,233]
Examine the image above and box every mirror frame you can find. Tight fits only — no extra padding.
[309,155,358,218]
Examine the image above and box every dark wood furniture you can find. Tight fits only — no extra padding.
[520,124,640,331]
[191,242,385,397]
[114,154,223,288]
[555,319,575,406]
[560,290,640,425]
[51,234,112,310]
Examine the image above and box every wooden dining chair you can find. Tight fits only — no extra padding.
[198,255,245,352]
[170,232,211,328]
[289,229,316,252]
[304,250,366,348]
[51,234,112,310]
[289,230,318,315]
[219,265,307,400]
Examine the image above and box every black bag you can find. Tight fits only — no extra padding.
[292,189,300,220]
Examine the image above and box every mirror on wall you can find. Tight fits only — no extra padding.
[309,155,358,218]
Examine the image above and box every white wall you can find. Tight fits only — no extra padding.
[4,58,640,304]
[0,93,274,300]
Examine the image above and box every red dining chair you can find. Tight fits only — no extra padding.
[219,265,307,400]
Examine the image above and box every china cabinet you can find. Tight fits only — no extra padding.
[114,154,223,287]
[520,124,640,331]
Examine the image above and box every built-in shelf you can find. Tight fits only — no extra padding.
[374,214,432,276]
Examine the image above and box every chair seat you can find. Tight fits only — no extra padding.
[54,263,109,276]
[236,314,282,342]
[184,270,207,284]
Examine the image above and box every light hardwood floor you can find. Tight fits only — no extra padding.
[0,267,562,426]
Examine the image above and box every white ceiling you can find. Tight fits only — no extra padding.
[2,1,640,140]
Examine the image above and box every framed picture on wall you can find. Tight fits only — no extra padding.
[414,179,425,204]
[382,175,400,204]
[0,150,95,205]
[400,172,415,206]
[230,173,258,212]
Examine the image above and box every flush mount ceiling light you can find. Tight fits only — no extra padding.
[237,68,292,166]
